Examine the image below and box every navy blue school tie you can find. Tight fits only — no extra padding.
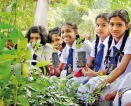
[106,46,119,75]
[65,48,73,75]
[31,54,37,65]
[110,46,119,66]
[93,43,105,72]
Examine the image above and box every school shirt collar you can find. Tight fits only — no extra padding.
[103,36,110,47]
[110,34,125,50]
[66,40,77,50]
[98,38,103,45]
[98,36,109,48]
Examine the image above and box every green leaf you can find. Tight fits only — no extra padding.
[18,95,29,106]
[0,38,7,52]
[0,71,13,93]
[13,63,22,83]
[8,29,19,45]
[1,49,17,55]
[10,76,18,86]
[0,54,18,63]
[86,84,90,90]
[0,23,14,29]
[25,49,31,60]
[36,60,51,67]
[0,66,11,75]
[18,30,25,40]
[0,12,14,18]
[0,32,6,38]
[26,82,46,94]
[17,38,28,51]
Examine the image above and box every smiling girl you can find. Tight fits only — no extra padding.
[53,22,92,77]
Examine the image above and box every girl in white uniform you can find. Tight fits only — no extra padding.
[71,13,111,85]
[25,26,52,74]
[53,22,91,77]
[48,27,66,76]
[77,9,131,103]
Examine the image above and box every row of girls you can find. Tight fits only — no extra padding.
[77,9,131,106]
[25,9,131,106]
[26,22,92,77]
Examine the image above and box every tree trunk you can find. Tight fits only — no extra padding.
[34,0,49,33]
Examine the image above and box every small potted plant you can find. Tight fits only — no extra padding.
[51,44,59,68]
[76,36,86,68]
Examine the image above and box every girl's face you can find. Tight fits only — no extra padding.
[29,33,41,44]
[51,34,63,50]
[109,16,129,42]
[61,24,77,46]
[95,18,110,41]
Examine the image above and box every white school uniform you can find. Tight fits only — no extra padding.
[113,37,131,105]
[113,73,131,106]
[27,43,52,62]
[90,36,109,71]
[69,36,110,85]
[77,36,131,101]
[59,40,91,78]
[60,40,91,71]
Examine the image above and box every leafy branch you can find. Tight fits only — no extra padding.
[76,37,84,49]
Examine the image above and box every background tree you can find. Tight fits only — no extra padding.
[34,0,49,32]
[0,0,131,40]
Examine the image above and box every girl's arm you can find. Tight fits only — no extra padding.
[83,54,131,78]
[93,54,131,93]
[53,62,66,77]
[82,66,107,77]
[103,54,131,83]
[104,89,117,100]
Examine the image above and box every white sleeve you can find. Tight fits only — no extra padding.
[59,47,67,63]
[43,45,53,60]
[124,37,131,54]
[82,40,92,64]
[90,40,96,57]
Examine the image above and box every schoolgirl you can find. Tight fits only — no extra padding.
[53,21,92,77]
[82,12,111,77]
[25,26,52,74]
[71,13,111,85]
[48,27,65,57]
[48,27,66,76]
[77,9,131,102]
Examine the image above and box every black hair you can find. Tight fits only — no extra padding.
[94,35,99,57]
[94,13,110,57]
[48,27,61,43]
[104,9,130,67]
[109,9,130,52]
[48,27,66,48]
[104,35,113,67]
[25,26,47,45]
[61,21,78,31]
[61,21,85,42]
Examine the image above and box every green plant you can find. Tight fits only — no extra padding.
[76,36,85,49]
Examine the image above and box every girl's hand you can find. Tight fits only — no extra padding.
[82,65,88,76]
[82,65,96,76]
[104,90,117,100]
